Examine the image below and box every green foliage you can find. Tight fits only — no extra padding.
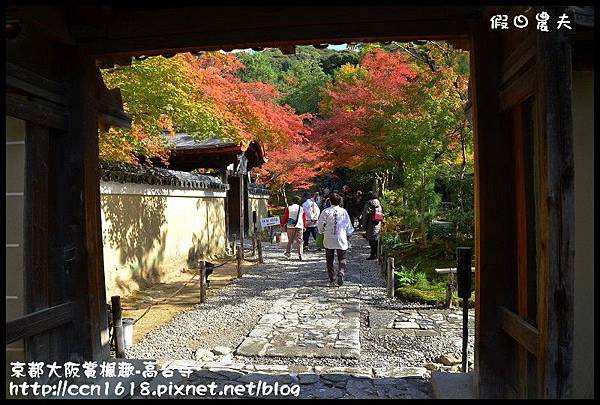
[234,46,360,116]
[319,50,361,76]
[427,221,454,240]
[395,285,445,304]
[281,59,331,115]
[380,190,405,219]
[394,263,423,287]
[394,260,430,289]
[235,51,281,86]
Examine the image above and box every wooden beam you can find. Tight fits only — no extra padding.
[6,6,76,45]
[23,122,53,363]
[500,34,536,86]
[500,307,539,356]
[6,302,75,344]
[6,93,68,130]
[6,61,66,105]
[70,6,479,56]
[471,22,518,399]
[513,101,530,399]
[535,16,575,399]
[61,51,109,361]
[499,66,536,112]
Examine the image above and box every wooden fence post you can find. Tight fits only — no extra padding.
[257,239,264,264]
[387,257,395,298]
[110,296,125,358]
[381,248,388,277]
[237,246,243,278]
[446,272,455,309]
[200,261,206,304]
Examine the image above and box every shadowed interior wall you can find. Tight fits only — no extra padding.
[572,70,594,399]
[100,181,227,299]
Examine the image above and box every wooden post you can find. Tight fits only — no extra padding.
[110,296,125,358]
[237,246,243,278]
[199,261,206,304]
[239,173,245,261]
[252,235,256,256]
[66,53,109,361]
[447,272,455,309]
[387,257,395,298]
[257,239,264,264]
[381,249,388,277]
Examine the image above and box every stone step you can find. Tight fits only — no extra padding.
[430,371,473,399]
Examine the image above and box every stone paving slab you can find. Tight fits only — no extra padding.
[126,362,432,399]
[236,285,362,359]
[368,307,475,336]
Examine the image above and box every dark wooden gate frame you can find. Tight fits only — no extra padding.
[5,5,575,398]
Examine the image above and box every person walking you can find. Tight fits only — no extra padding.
[362,191,383,260]
[342,185,355,226]
[320,188,331,210]
[317,192,354,286]
[325,189,344,209]
[313,191,323,211]
[353,190,364,229]
[281,196,306,260]
[302,191,321,250]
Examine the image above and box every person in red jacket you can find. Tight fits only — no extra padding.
[281,196,307,260]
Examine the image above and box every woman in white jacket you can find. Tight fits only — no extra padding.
[317,192,354,286]
[281,195,306,260]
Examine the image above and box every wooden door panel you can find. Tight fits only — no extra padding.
[473,6,574,398]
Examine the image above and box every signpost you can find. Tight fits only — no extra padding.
[456,247,473,373]
[237,154,248,260]
[260,216,281,228]
[261,216,281,244]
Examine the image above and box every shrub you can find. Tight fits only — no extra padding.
[427,220,454,240]
[393,263,429,289]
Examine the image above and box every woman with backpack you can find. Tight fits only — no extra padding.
[362,191,384,260]
[281,196,307,260]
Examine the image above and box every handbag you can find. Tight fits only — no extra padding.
[371,207,384,222]
[286,205,301,226]
[316,233,324,249]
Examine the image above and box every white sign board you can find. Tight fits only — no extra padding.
[260,216,280,228]
[237,154,248,175]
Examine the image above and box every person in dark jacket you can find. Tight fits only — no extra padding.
[362,191,383,260]
[353,190,364,229]
[342,185,355,225]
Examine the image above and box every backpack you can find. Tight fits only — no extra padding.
[371,206,384,222]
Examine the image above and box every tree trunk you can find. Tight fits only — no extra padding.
[420,167,428,246]
[281,187,289,207]
[456,126,468,236]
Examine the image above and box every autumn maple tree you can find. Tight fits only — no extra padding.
[101,51,329,193]
[313,44,471,238]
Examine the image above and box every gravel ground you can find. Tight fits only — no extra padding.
[125,233,474,370]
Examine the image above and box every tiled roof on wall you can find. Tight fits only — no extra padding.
[100,161,229,191]
[248,183,271,196]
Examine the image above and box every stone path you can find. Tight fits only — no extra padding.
[126,360,431,399]
[369,307,475,337]
[122,233,476,398]
[236,286,361,359]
